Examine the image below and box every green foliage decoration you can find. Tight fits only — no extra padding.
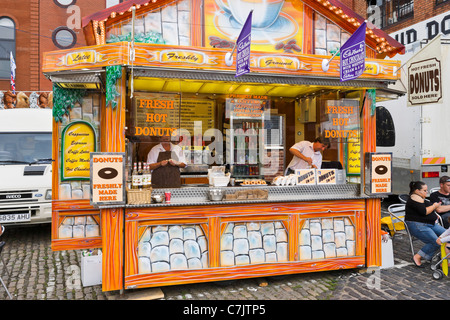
[368,89,376,116]
[106,65,122,109]
[52,85,86,122]
[106,31,165,45]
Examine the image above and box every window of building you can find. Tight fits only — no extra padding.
[106,0,124,7]
[376,106,396,147]
[0,17,15,79]
[52,26,77,49]
[53,0,77,8]
[436,0,449,5]
[371,0,414,28]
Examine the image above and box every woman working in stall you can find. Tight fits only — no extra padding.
[406,181,446,268]
[147,135,187,188]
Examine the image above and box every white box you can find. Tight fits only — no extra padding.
[316,169,336,185]
[81,251,102,287]
[295,169,316,185]
[381,238,394,269]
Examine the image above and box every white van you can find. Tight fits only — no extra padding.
[0,108,52,224]
[376,13,450,195]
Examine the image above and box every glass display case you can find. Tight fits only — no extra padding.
[225,97,285,181]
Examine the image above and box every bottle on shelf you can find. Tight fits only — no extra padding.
[146,163,152,187]
[132,163,139,189]
[142,163,151,189]
[138,162,144,189]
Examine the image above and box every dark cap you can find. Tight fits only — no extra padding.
[439,176,450,184]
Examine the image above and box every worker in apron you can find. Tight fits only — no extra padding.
[147,135,187,188]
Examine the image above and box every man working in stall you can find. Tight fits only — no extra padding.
[430,176,450,228]
[285,136,330,175]
[147,134,187,188]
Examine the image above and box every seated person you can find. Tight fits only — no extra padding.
[406,181,446,268]
[430,176,450,228]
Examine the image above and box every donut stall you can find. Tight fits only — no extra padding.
[42,0,404,292]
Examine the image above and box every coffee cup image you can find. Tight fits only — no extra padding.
[215,0,285,29]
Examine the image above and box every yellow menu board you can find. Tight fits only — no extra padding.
[347,137,360,175]
[61,121,96,181]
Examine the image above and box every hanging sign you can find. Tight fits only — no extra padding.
[406,35,443,106]
[340,21,366,82]
[235,11,252,77]
[90,153,125,206]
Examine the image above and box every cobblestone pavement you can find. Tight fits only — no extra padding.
[0,202,449,301]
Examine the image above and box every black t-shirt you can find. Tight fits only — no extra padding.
[405,197,438,225]
[430,191,450,211]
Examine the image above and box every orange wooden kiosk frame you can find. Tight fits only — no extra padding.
[43,0,404,292]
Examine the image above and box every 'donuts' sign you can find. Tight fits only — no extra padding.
[408,58,442,106]
[365,152,392,195]
[90,153,125,206]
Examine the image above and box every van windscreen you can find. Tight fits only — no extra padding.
[0,133,52,164]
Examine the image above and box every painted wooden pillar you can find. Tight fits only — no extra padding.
[362,90,382,267]
[100,67,127,291]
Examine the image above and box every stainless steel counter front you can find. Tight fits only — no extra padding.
[98,184,377,209]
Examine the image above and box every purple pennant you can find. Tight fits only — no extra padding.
[340,21,366,82]
[235,11,252,78]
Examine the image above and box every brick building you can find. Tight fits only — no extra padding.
[0,0,123,99]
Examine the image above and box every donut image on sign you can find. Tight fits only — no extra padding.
[374,165,388,175]
[98,167,119,180]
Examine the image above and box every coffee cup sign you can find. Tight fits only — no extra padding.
[215,0,285,29]
[90,153,126,206]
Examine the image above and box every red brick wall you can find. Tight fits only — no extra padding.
[39,0,107,90]
[0,0,33,92]
[382,0,450,34]
[0,0,107,92]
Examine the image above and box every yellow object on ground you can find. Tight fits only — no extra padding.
[381,216,405,236]
[441,244,448,276]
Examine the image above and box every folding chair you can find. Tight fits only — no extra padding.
[398,194,409,204]
[0,225,12,299]
[386,204,416,258]
[429,187,440,195]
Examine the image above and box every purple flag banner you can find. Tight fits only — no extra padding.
[235,11,252,78]
[340,21,366,82]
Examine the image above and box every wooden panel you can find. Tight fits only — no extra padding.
[302,4,314,55]
[43,42,401,81]
[125,257,365,289]
[52,119,60,200]
[101,208,124,292]
[361,89,382,267]
[51,200,101,251]
[125,221,138,278]
[366,198,381,267]
[100,68,127,292]
[125,200,366,220]
[124,200,366,290]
